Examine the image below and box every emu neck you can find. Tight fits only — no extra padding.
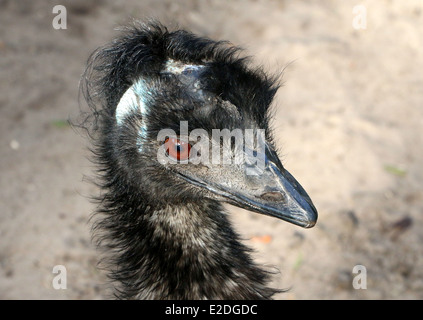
[108,200,276,299]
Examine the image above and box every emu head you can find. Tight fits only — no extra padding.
[85,23,317,228]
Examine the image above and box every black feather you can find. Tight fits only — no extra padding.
[80,21,283,300]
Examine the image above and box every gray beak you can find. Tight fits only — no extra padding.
[173,140,318,228]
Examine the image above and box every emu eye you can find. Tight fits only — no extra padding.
[164,137,191,161]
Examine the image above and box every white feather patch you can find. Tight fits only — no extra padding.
[116,79,150,152]
[163,59,204,74]
[115,79,149,126]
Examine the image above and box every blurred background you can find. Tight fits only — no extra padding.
[1,0,422,299]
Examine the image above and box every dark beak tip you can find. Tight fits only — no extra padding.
[304,219,317,228]
[304,206,318,228]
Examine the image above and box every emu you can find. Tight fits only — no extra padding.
[81,22,317,300]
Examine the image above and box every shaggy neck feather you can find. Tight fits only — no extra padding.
[100,198,277,299]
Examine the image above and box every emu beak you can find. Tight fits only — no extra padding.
[231,161,318,228]
[175,144,317,228]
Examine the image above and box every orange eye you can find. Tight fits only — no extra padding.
[164,137,191,161]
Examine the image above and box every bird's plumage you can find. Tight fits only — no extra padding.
[80,21,317,299]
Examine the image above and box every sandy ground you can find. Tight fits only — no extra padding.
[1,0,422,299]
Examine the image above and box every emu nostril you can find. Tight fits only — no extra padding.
[260,191,285,202]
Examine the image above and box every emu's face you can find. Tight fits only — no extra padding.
[114,59,317,228]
